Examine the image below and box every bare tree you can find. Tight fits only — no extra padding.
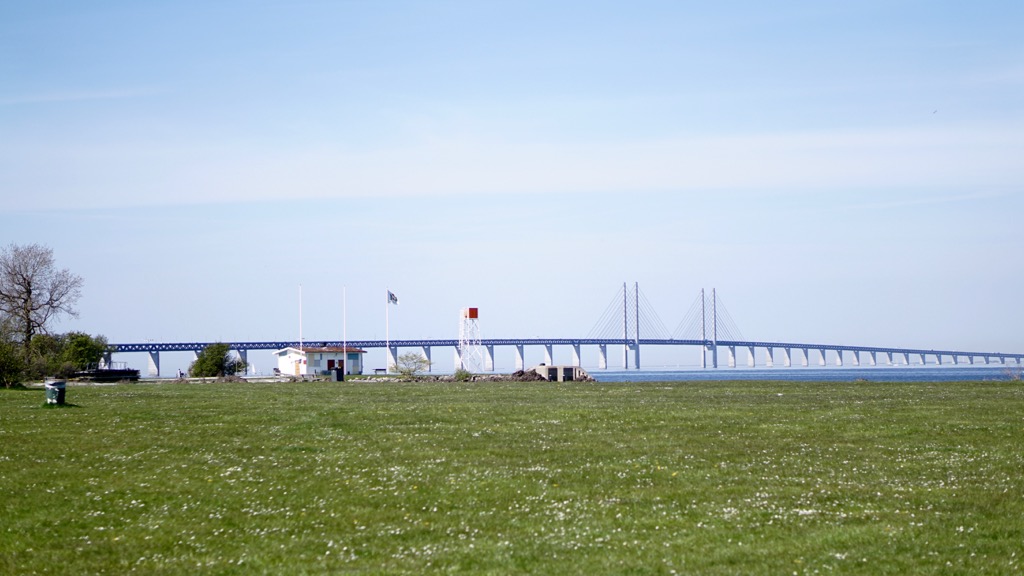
[0,244,84,357]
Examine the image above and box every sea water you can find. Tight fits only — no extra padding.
[591,365,1022,383]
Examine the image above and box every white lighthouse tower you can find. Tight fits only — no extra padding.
[457,307,483,372]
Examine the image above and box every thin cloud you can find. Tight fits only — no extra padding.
[0,87,162,106]
[833,192,1008,212]
[4,122,1022,211]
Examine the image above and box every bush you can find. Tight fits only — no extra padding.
[190,343,247,378]
[393,352,431,379]
[453,368,473,382]
[18,332,110,380]
[0,338,25,387]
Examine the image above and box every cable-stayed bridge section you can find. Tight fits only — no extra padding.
[108,283,1024,376]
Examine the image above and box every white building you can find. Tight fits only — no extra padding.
[273,346,366,377]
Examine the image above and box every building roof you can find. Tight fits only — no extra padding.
[273,346,366,355]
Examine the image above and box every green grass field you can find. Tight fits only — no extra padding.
[2,379,1022,574]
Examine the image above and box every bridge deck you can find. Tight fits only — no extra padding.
[109,339,1024,363]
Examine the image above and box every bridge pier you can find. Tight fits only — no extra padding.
[802,348,810,367]
[851,350,860,367]
[421,346,432,372]
[886,351,894,365]
[782,348,791,367]
[572,344,581,367]
[869,351,877,366]
[485,345,495,372]
[727,346,736,368]
[238,350,248,374]
[148,351,160,378]
[835,350,844,367]
[544,345,554,366]
[387,347,398,371]
[702,343,718,369]
[765,347,774,368]
[515,345,525,371]
[746,346,755,367]
[598,344,607,369]
[901,352,910,365]
[918,353,926,366]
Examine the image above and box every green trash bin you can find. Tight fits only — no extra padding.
[45,379,66,405]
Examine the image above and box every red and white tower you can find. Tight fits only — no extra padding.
[457,307,483,372]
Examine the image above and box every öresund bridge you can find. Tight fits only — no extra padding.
[108,284,1023,377]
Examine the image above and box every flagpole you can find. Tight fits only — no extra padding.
[299,284,303,352]
[343,285,347,377]
[385,288,390,370]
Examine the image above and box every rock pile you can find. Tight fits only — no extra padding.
[508,369,548,381]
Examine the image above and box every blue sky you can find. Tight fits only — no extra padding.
[2,1,1022,373]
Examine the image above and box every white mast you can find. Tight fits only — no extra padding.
[299,284,303,351]
[385,288,389,369]
[343,286,347,375]
[701,288,706,369]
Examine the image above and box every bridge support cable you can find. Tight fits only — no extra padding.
[587,284,628,340]
[623,283,673,370]
[671,292,706,339]
[711,294,744,342]
[635,289,671,340]
[109,280,1024,376]
[667,289,745,369]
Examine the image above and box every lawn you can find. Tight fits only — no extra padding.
[2,379,1022,574]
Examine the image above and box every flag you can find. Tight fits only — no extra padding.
[387,290,399,305]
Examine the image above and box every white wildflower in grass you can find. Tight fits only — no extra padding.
[1,379,1022,573]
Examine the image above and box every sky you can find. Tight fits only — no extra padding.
[2,1,1022,374]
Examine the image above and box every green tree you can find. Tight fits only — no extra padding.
[189,343,247,377]
[0,335,25,387]
[0,244,84,359]
[393,352,431,379]
[27,333,68,378]
[62,332,109,371]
